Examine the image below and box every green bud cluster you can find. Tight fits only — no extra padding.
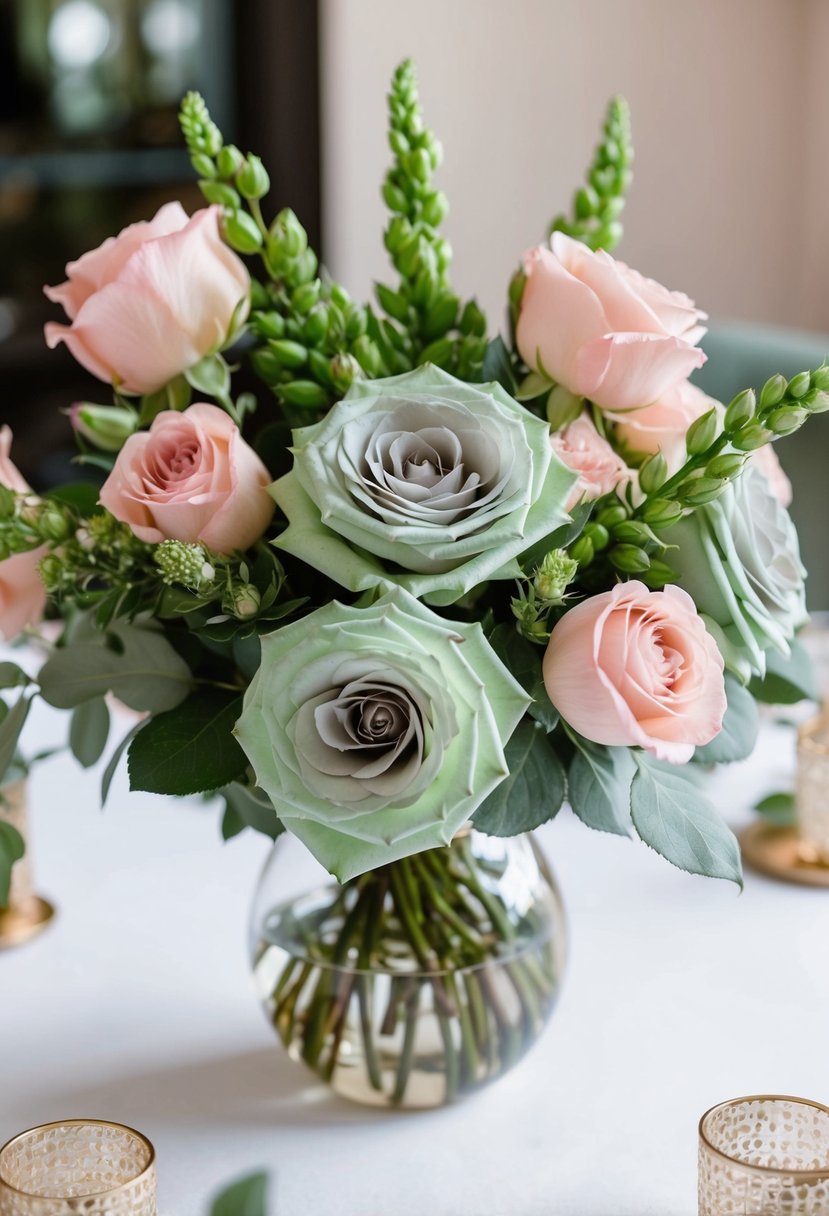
[533,549,578,602]
[154,541,216,590]
[549,96,633,253]
[511,547,578,641]
[375,60,488,380]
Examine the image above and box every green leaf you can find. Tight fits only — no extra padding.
[0,820,25,908]
[185,352,231,400]
[487,624,558,731]
[0,663,31,690]
[221,803,246,840]
[473,719,566,835]
[518,500,592,573]
[0,696,31,784]
[220,781,284,841]
[69,697,111,769]
[694,674,759,764]
[128,691,247,796]
[38,621,192,713]
[567,737,635,837]
[630,755,743,887]
[46,482,102,515]
[101,722,145,807]
[480,335,516,394]
[749,639,820,705]
[754,791,796,826]
[210,1172,269,1216]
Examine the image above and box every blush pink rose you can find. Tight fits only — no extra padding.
[99,403,274,554]
[0,427,46,641]
[543,581,726,763]
[44,203,250,396]
[550,416,630,509]
[516,233,707,411]
[609,381,717,472]
[751,442,792,507]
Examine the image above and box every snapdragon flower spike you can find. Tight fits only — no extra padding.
[548,96,634,253]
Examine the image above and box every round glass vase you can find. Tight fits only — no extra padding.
[249,828,566,1110]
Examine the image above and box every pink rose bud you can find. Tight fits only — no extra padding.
[0,427,46,640]
[543,581,726,763]
[44,203,250,396]
[99,402,274,554]
[550,415,631,509]
[516,233,707,412]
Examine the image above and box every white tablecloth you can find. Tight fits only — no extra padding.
[3,695,829,1216]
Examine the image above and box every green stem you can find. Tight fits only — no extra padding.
[391,980,419,1105]
[635,433,728,511]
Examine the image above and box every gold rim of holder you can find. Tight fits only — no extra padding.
[0,895,55,950]
[0,1120,156,1200]
[699,1095,829,1181]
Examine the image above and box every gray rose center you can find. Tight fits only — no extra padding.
[309,678,425,783]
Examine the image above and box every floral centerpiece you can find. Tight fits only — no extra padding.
[0,62,822,1106]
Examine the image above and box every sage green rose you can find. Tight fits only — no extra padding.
[270,365,577,606]
[667,464,807,679]
[234,586,529,881]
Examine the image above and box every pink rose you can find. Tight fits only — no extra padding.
[99,403,274,554]
[516,233,707,411]
[751,442,792,507]
[550,416,630,509]
[543,581,725,763]
[610,381,717,472]
[44,203,250,396]
[0,428,46,641]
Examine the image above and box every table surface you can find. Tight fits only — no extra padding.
[4,688,829,1216]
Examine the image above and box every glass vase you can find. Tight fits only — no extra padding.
[249,828,566,1109]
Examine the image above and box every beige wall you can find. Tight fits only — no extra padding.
[320,0,828,334]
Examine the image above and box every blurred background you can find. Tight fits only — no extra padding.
[1,0,828,597]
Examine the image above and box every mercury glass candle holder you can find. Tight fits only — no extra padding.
[699,1095,829,1215]
[0,1121,156,1216]
[796,715,829,863]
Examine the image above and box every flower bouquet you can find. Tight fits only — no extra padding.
[0,61,823,1107]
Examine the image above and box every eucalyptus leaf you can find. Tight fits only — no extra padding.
[128,691,247,796]
[38,621,192,712]
[488,624,558,731]
[473,719,565,835]
[101,723,145,808]
[0,820,24,908]
[694,674,759,765]
[567,737,635,837]
[69,697,111,768]
[210,1172,269,1216]
[749,638,820,705]
[0,663,31,690]
[0,696,31,784]
[630,755,743,887]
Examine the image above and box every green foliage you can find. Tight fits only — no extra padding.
[69,697,111,768]
[630,755,743,887]
[754,791,795,825]
[220,781,284,841]
[567,736,635,837]
[0,696,32,785]
[375,60,488,378]
[127,691,248,796]
[487,624,559,731]
[0,819,25,908]
[473,719,566,835]
[694,674,759,765]
[101,723,145,807]
[38,621,192,713]
[209,1172,269,1216]
[549,96,633,252]
[749,639,820,705]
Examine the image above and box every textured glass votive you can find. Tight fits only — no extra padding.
[0,1121,156,1216]
[796,715,829,862]
[699,1096,829,1215]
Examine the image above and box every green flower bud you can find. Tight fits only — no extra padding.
[612,520,653,546]
[705,452,747,480]
[289,281,319,315]
[533,549,578,602]
[643,559,678,589]
[302,305,329,346]
[216,144,244,178]
[423,293,459,340]
[596,503,628,529]
[418,336,454,368]
[280,380,330,409]
[250,348,284,383]
[422,190,449,228]
[376,282,410,324]
[231,583,261,619]
[609,543,650,574]
[251,311,285,341]
[38,506,71,543]
[575,185,600,218]
[570,535,594,567]
[810,366,829,393]
[0,484,15,518]
[384,215,412,254]
[222,209,263,253]
[237,154,270,200]
[680,477,726,506]
[155,540,215,589]
[38,553,64,590]
[330,353,361,394]
[805,390,829,414]
[724,388,756,431]
[382,179,408,213]
[352,335,383,378]
[685,407,719,456]
[787,371,811,400]
[459,299,486,338]
[200,180,240,208]
[766,406,807,436]
[508,267,526,322]
[758,375,786,410]
[269,339,308,369]
[70,403,138,452]
[583,523,610,551]
[638,452,668,494]
[641,498,683,527]
[732,423,774,451]
[191,153,216,179]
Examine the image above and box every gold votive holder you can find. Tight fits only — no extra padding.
[0,1121,156,1216]
[796,713,829,864]
[699,1095,829,1215]
[0,780,55,950]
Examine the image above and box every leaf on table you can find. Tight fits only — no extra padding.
[210,1172,269,1216]
[630,754,743,888]
[754,791,796,826]
[128,690,248,796]
[473,718,566,836]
